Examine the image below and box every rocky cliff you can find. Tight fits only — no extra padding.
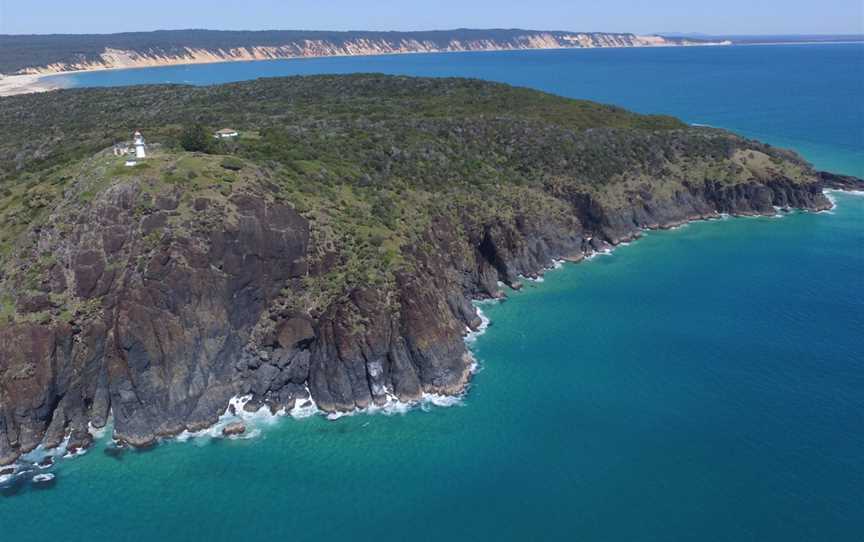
[0,29,729,76]
[0,75,857,465]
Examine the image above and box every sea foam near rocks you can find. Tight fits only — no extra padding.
[1,435,72,486]
[175,393,317,443]
[465,306,491,343]
[325,391,467,420]
[822,189,839,213]
[584,248,613,261]
[87,421,110,440]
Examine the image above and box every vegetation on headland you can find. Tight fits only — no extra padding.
[1,74,854,462]
[0,74,816,322]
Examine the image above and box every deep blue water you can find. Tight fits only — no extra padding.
[1,45,861,541]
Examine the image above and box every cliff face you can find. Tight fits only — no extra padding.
[0,160,839,465]
[2,29,728,76]
[0,76,856,466]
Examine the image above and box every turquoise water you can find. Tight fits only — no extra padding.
[2,45,861,541]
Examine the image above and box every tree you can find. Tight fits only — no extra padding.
[180,124,211,153]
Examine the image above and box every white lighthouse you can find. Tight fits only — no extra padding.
[133,131,146,159]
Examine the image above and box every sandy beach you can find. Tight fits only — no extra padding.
[0,39,854,99]
[0,74,66,97]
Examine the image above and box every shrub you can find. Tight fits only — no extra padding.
[220,157,244,171]
[180,124,212,153]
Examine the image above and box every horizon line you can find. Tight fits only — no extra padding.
[2,27,863,38]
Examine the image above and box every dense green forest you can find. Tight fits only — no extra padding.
[0,74,695,182]
[0,75,812,294]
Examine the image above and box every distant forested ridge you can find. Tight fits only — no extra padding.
[0,28,726,75]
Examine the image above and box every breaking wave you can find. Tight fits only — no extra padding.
[465,306,491,343]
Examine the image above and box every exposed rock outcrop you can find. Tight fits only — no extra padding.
[0,76,858,466]
[222,422,246,437]
[1,166,852,465]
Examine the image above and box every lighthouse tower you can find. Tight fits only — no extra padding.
[133,131,146,159]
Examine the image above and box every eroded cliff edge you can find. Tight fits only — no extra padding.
[0,75,858,464]
[0,29,727,76]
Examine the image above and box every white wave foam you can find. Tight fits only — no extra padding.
[290,387,320,419]
[821,188,864,214]
[326,389,467,421]
[825,188,864,197]
[0,464,21,485]
[4,416,116,477]
[21,434,73,467]
[5,444,64,484]
[174,394,295,443]
[328,356,481,420]
[32,473,55,483]
[160,375,468,446]
[421,393,464,409]
[769,206,788,219]
[584,248,613,261]
[87,418,114,440]
[465,307,490,343]
[64,446,90,460]
[819,189,840,213]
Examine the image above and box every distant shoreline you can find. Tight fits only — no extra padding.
[1,39,860,98]
[0,73,66,97]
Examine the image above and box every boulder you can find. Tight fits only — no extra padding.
[222,422,246,437]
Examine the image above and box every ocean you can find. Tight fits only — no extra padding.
[2,44,862,541]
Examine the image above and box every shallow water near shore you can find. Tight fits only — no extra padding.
[3,44,863,540]
[2,193,861,541]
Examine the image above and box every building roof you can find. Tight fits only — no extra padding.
[215,128,238,135]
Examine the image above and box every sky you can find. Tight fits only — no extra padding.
[0,0,862,36]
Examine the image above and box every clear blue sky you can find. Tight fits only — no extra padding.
[1,0,861,35]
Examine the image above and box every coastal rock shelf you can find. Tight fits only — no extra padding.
[0,75,859,466]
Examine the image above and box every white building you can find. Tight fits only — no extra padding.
[214,128,239,139]
[133,131,147,159]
